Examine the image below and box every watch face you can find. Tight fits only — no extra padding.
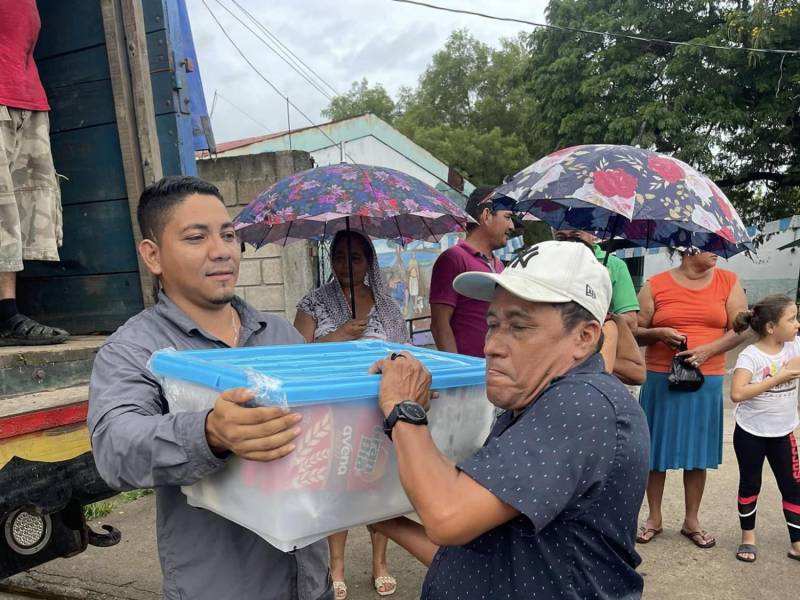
[399,401,426,420]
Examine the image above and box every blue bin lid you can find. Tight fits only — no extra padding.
[149,340,485,405]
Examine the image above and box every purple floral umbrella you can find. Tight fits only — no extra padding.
[234,163,472,246]
[234,163,473,316]
[496,144,752,257]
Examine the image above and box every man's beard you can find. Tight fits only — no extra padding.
[210,290,236,305]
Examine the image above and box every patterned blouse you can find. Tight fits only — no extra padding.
[297,286,390,341]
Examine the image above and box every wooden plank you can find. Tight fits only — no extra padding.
[101,0,163,307]
[20,199,140,278]
[37,46,111,89]
[46,79,116,133]
[16,272,144,335]
[0,403,87,437]
[0,389,86,422]
[50,124,127,205]
[34,0,106,59]
[120,0,164,185]
[0,356,95,398]
[0,336,104,369]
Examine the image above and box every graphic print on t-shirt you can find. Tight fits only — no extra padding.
[759,359,797,395]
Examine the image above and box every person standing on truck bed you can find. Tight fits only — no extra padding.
[0,0,69,346]
[88,177,332,600]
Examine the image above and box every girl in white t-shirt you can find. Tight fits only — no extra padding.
[730,294,800,564]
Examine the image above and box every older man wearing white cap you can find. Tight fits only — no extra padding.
[370,240,650,600]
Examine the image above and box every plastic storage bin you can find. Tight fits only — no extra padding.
[149,340,493,551]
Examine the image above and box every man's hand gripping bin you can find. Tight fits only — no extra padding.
[149,340,493,551]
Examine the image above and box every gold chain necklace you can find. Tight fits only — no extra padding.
[230,305,240,347]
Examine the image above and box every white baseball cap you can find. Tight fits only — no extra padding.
[453,240,612,323]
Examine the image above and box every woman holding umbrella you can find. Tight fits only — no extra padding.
[635,248,748,548]
[234,163,475,598]
[294,229,408,599]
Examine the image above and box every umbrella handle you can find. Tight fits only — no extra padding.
[345,217,356,319]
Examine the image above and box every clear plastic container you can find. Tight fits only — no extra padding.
[149,340,493,551]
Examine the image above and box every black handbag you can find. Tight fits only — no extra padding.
[667,340,705,391]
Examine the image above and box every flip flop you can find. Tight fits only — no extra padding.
[333,580,347,600]
[374,575,397,597]
[735,544,757,562]
[636,526,663,543]
[788,552,800,562]
[680,528,716,549]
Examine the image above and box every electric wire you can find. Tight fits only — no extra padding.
[229,0,340,97]
[202,0,468,200]
[391,0,800,56]
[212,0,335,101]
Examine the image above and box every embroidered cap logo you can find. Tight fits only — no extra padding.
[585,284,596,299]
[509,246,540,269]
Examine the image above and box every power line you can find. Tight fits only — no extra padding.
[212,0,335,101]
[229,0,340,98]
[391,0,800,56]
[202,0,354,157]
[214,90,273,132]
[202,0,468,200]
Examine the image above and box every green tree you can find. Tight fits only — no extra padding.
[523,0,800,224]
[320,78,396,123]
[322,31,534,186]
[394,31,535,183]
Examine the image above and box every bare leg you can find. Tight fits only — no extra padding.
[738,529,757,561]
[0,271,15,299]
[639,470,666,540]
[370,528,396,595]
[683,469,707,530]
[683,469,715,546]
[328,530,348,596]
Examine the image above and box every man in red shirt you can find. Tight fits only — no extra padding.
[429,186,515,357]
[0,0,68,345]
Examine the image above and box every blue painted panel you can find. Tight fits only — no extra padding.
[143,0,168,32]
[147,29,172,72]
[17,272,144,335]
[47,79,116,133]
[37,46,111,88]
[175,0,214,151]
[156,113,198,176]
[35,0,105,59]
[51,124,127,205]
[20,199,139,278]
[151,70,181,115]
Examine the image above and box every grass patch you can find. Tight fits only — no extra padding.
[83,488,154,521]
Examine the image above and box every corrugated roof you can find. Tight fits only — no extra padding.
[200,114,372,156]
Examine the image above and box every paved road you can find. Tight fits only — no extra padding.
[3,406,799,599]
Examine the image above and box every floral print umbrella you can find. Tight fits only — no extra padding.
[496,144,752,257]
[234,163,473,247]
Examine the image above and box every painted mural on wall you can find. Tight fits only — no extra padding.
[373,235,460,321]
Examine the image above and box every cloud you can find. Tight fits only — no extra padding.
[187,0,548,142]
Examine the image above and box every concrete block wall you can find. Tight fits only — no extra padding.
[198,151,317,322]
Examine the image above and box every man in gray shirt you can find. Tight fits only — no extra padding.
[89,176,332,600]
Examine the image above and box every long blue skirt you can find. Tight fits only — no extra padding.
[640,371,723,471]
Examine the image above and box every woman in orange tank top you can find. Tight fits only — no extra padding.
[634,249,748,549]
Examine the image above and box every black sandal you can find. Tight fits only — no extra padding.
[0,313,69,346]
[735,544,757,562]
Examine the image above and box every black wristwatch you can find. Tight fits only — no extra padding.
[383,401,428,440]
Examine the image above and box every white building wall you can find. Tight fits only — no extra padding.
[307,137,450,191]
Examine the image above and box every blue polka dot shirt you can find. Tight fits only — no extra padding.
[421,353,650,600]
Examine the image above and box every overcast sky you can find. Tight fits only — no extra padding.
[186,0,549,143]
